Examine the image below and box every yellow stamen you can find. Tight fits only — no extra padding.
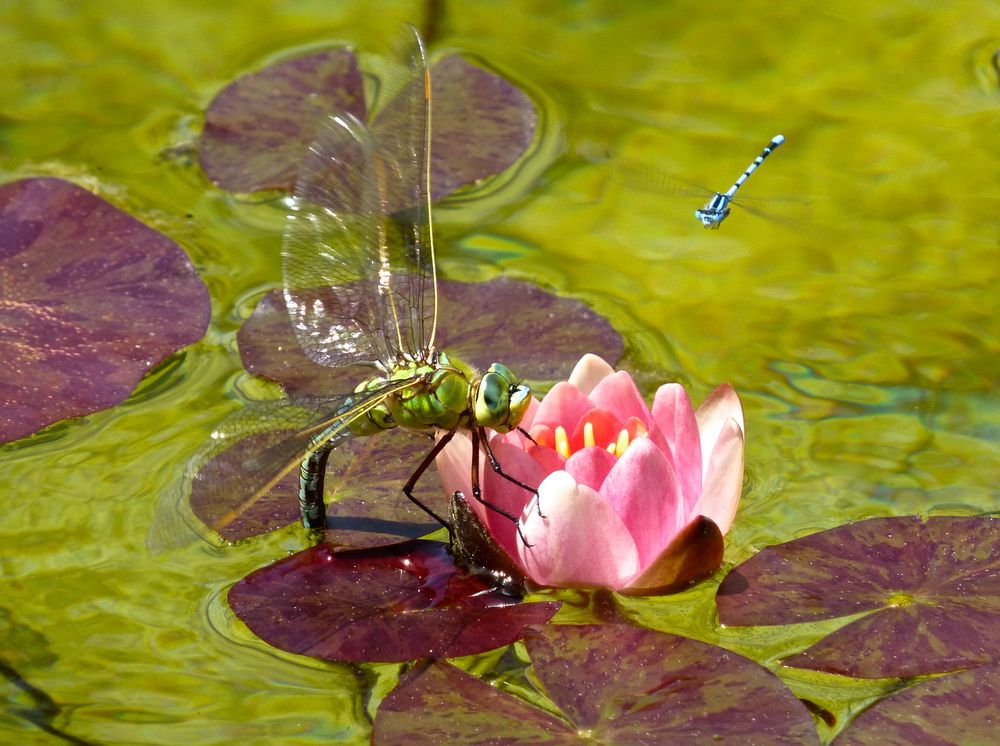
[606,441,616,453]
[554,425,570,459]
[615,428,630,457]
[583,421,595,449]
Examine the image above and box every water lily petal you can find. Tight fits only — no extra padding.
[588,371,653,430]
[531,381,595,434]
[569,408,623,454]
[567,353,615,396]
[621,516,725,595]
[695,384,744,483]
[527,443,566,475]
[435,431,478,519]
[519,471,640,589]
[564,447,617,492]
[651,383,703,512]
[481,437,548,556]
[601,437,685,566]
[692,418,744,535]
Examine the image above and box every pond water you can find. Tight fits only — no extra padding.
[2,1,999,743]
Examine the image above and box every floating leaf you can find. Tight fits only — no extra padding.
[189,425,445,545]
[238,278,624,397]
[227,540,560,663]
[717,515,1000,678]
[373,624,818,744]
[372,55,537,200]
[0,178,210,443]
[200,49,536,197]
[833,662,1000,745]
[199,49,366,193]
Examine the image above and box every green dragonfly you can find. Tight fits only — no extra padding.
[188,27,535,541]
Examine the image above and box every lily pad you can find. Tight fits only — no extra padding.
[716,515,1000,678]
[189,423,445,545]
[833,662,1000,745]
[199,49,366,193]
[0,177,210,443]
[199,49,536,197]
[372,624,818,744]
[227,540,560,663]
[238,278,624,397]
[374,54,537,200]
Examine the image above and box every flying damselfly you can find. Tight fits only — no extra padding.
[694,135,785,228]
[181,27,536,543]
[612,134,795,229]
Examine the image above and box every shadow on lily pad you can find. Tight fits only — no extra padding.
[0,178,210,443]
[199,47,536,197]
[227,539,560,663]
[717,515,1000,678]
[372,624,819,744]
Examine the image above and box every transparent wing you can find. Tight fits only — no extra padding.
[282,25,437,371]
[148,380,415,551]
[613,159,811,212]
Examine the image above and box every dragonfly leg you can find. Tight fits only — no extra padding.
[401,429,454,531]
[471,428,533,546]
[479,427,545,519]
[516,426,538,445]
[299,444,333,529]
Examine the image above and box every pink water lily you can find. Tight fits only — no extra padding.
[436,354,745,594]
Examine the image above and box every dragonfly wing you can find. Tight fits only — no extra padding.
[283,115,394,369]
[612,160,714,199]
[282,26,437,370]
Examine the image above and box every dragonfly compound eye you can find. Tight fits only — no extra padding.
[475,364,530,431]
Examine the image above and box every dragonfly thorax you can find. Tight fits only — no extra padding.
[694,193,731,229]
[354,353,529,435]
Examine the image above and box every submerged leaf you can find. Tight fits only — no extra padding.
[0,178,210,443]
[238,278,624,397]
[717,515,1000,678]
[200,48,536,196]
[199,49,366,193]
[227,540,560,663]
[373,624,818,744]
[372,55,537,200]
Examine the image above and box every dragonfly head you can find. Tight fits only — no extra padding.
[474,363,531,432]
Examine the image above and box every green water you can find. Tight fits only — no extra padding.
[2,1,999,743]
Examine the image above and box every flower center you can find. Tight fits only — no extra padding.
[552,420,645,459]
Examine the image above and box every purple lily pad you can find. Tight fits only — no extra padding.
[200,48,536,197]
[371,54,537,200]
[0,178,210,443]
[190,424,446,545]
[833,662,1000,745]
[227,540,560,663]
[716,515,1000,678]
[372,624,819,744]
[238,279,624,397]
[199,49,366,193]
